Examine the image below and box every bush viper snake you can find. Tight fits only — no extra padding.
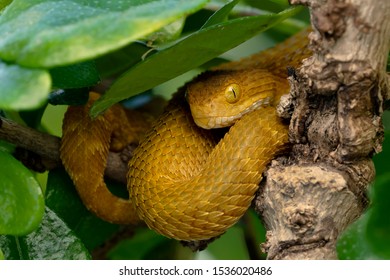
[60,28,311,241]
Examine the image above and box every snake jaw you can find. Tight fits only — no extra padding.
[192,96,274,129]
[193,115,236,129]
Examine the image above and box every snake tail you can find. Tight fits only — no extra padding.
[60,92,143,225]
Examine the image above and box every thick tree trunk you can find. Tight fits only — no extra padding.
[255,0,390,259]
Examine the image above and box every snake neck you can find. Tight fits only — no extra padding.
[128,92,289,241]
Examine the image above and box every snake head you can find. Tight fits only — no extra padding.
[186,68,278,129]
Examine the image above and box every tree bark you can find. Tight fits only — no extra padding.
[255,0,390,259]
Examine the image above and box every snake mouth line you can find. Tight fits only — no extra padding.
[193,96,273,129]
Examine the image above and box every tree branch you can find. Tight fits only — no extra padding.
[0,116,128,184]
[255,0,390,259]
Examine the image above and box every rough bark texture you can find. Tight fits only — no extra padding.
[255,0,390,259]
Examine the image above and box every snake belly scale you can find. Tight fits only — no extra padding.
[60,28,311,241]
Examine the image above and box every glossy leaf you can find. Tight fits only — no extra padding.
[91,7,302,116]
[337,213,379,260]
[0,208,91,260]
[50,61,100,89]
[0,61,50,110]
[0,150,44,236]
[0,0,208,68]
[46,168,120,250]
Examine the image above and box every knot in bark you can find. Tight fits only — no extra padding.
[284,206,318,236]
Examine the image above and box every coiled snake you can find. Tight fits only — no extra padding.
[60,28,311,241]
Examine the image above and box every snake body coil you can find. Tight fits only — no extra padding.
[60,28,311,241]
[128,87,289,240]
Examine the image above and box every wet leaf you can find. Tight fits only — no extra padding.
[0,208,91,260]
[0,0,208,67]
[337,213,379,260]
[0,61,50,110]
[0,150,44,236]
[46,168,120,250]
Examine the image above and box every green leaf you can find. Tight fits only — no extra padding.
[266,0,290,7]
[243,0,285,12]
[337,213,378,260]
[373,130,390,177]
[95,41,155,78]
[0,0,12,11]
[108,228,177,260]
[0,0,208,68]
[0,248,4,260]
[0,139,14,153]
[145,18,186,46]
[46,168,120,250]
[50,60,100,89]
[0,208,91,260]
[91,7,302,116]
[337,129,390,259]
[0,61,51,110]
[199,226,249,260]
[337,174,390,259]
[0,150,44,236]
[201,0,240,29]
[365,175,390,258]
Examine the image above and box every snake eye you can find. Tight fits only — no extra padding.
[225,84,241,104]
